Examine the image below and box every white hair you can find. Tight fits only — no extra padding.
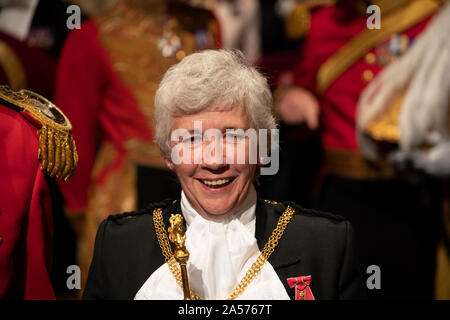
[154,49,277,157]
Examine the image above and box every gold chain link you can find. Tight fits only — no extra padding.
[153,208,201,300]
[152,204,295,300]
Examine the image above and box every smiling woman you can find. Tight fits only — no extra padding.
[83,49,367,300]
[168,107,257,219]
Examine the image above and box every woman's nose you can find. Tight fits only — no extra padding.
[200,139,227,169]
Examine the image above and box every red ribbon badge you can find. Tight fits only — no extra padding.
[287,275,315,300]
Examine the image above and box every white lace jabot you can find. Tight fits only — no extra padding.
[134,185,290,300]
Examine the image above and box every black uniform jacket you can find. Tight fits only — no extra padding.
[83,198,367,300]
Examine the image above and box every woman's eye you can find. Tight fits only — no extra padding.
[225,132,245,142]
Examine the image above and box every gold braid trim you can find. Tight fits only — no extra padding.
[153,203,295,300]
[0,86,78,180]
[316,0,440,95]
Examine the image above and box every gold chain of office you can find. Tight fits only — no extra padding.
[152,202,295,300]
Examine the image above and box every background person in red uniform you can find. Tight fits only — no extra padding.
[0,86,77,299]
[275,0,446,299]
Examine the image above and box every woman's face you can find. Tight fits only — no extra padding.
[167,106,257,219]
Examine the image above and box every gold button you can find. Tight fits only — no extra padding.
[365,52,376,64]
[362,70,374,82]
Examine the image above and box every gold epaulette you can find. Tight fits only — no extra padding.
[285,0,336,40]
[0,86,77,181]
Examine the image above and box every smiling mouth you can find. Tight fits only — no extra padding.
[198,177,236,188]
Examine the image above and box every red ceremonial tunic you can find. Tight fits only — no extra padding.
[292,5,433,151]
[0,105,54,299]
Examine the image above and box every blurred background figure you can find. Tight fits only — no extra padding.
[357,2,450,299]
[275,0,449,299]
[54,0,221,293]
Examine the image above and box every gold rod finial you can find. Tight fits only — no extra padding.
[168,214,191,300]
